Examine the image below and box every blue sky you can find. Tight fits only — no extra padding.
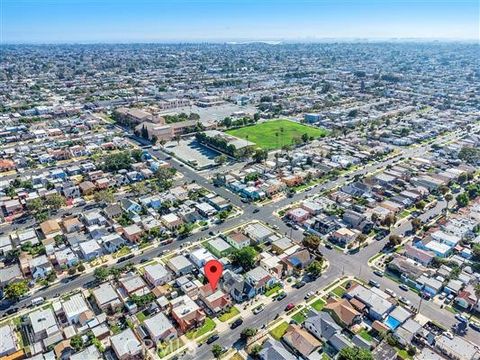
[1,0,478,43]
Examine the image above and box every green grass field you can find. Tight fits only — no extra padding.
[226,119,328,150]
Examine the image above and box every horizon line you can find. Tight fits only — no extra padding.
[1,37,479,46]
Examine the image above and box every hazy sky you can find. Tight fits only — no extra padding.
[1,0,479,43]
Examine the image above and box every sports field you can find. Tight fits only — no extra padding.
[225,119,328,150]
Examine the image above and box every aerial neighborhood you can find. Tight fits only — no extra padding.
[0,42,479,360]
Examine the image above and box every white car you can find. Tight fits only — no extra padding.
[398,296,411,306]
[305,291,314,300]
[385,288,397,298]
[253,304,265,315]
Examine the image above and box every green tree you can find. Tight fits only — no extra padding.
[302,234,321,251]
[411,218,422,232]
[301,133,309,143]
[94,190,115,204]
[415,200,426,211]
[306,259,323,278]
[240,327,257,339]
[388,235,402,247]
[230,246,257,271]
[93,267,110,281]
[77,263,86,272]
[457,193,469,208]
[4,280,29,300]
[252,149,268,163]
[338,346,373,360]
[70,335,84,352]
[215,154,228,165]
[45,194,66,210]
[250,344,263,357]
[211,344,224,359]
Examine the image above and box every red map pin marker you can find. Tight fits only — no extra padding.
[204,259,223,291]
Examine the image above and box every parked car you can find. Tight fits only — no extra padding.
[368,279,380,288]
[285,303,295,311]
[398,297,411,306]
[276,292,287,301]
[385,288,397,298]
[399,284,409,291]
[294,281,306,289]
[305,291,314,300]
[469,322,480,332]
[230,318,243,329]
[253,208,259,213]
[455,314,468,323]
[252,304,265,315]
[373,270,384,277]
[206,334,219,344]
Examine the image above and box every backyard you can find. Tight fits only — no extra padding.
[226,119,328,150]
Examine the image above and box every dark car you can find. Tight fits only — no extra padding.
[206,334,219,344]
[469,322,480,332]
[6,307,18,315]
[253,208,259,213]
[230,318,243,329]
[294,281,306,289]
[276,292,287,301]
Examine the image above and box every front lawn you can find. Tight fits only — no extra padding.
[311,298,326,311]
[265,284,283,297]
[185,317,216,339]
[270,321,289,340]
[358,329,373,342]
[226,119,328,150]
[218,306,240,322]
[157,338,184,358]
[136,312,147,323]
[291,310,307,324]
[331,286,346,298]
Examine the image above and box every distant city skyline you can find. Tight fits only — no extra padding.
[1,0,479,44]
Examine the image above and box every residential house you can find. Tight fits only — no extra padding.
[79,239,102,260]
[110,328,142,360]
[198,284,232,314]
[170,295,206,333]
[61,293,91,325]
[245,266,276,295]
[324,298,362,327]
[225,231,251,250]
[304,311,352,352]
[40,219,62,239]
[143,263,171,287]
[206,238,233,258]
[143,312,177,342]
[28,308,61,342]
[435,335,479,360]
[92,283,122,312]
[161,213,183,230]
[30,255,53,279]
[330,228,359,247]
[258,339,296,360]
[167,255,194,276]
[283,324,321,359]
[345,285,394,320]
[122,224,144,242]
[0,324,18,357]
